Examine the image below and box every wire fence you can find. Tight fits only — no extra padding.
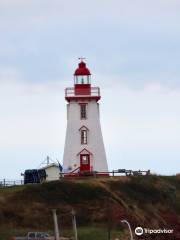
[0,179,24,188]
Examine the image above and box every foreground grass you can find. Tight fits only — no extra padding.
[0,226,123,240]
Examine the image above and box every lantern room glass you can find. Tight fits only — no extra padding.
[74,75,91,84]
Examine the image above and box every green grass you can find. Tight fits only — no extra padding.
[0,227,30,240]
[0,225,123,240]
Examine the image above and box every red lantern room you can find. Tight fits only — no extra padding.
[74,60,91,95]
[65,59,100,102]
[74,61,91,83]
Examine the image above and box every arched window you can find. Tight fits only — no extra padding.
[79,125,89,145]
[81,130,87,144]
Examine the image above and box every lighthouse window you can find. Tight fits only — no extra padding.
[81,155,89,164]
[80,104,87,119]
[81,130,87,144]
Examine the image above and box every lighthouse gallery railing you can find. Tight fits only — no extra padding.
[65,87,100,97]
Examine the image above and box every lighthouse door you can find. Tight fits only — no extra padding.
[80,154,90,172]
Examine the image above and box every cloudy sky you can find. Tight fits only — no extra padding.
[0,0,179,178]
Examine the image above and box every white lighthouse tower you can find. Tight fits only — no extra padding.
[63,60,108,176]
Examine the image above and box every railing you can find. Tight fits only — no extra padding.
[0,170,151,187]
[111,169,151,176]
[0,179,24,188]
[65,87,100,97]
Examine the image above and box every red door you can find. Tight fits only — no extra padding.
[80,154,90,172]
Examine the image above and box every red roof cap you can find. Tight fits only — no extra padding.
[74,61,91,76]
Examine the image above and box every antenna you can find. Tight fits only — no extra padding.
[38,155,57,168]
[47,155,50,165]
[78,57,86,61]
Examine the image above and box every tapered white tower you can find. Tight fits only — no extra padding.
[63,60,108,176]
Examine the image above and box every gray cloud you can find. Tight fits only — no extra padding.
[0,0,180,28]
[0,0,179,90]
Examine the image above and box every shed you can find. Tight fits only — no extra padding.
[39,163,60,181]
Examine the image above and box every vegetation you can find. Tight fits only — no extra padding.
[0,225,124,240]
[0,175,180,239]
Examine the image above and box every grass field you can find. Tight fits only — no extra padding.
[0,225,124,240]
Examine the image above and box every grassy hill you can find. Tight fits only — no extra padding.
[0,175,180,239]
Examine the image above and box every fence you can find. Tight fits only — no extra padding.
[0,169,151,188]
[0,179,24,188]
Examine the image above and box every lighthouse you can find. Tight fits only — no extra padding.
[63,60,108,176]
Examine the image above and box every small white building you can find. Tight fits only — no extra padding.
[39,163,60,181]
[63,60,108,176]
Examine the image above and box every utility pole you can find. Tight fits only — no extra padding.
[71,208,78,240]
[52,209,60,240]
[106,199,112,240]
[107,207,111,240]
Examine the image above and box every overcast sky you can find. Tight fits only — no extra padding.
[0,0,180,178]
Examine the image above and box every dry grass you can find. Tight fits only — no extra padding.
[0,175,180,239]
